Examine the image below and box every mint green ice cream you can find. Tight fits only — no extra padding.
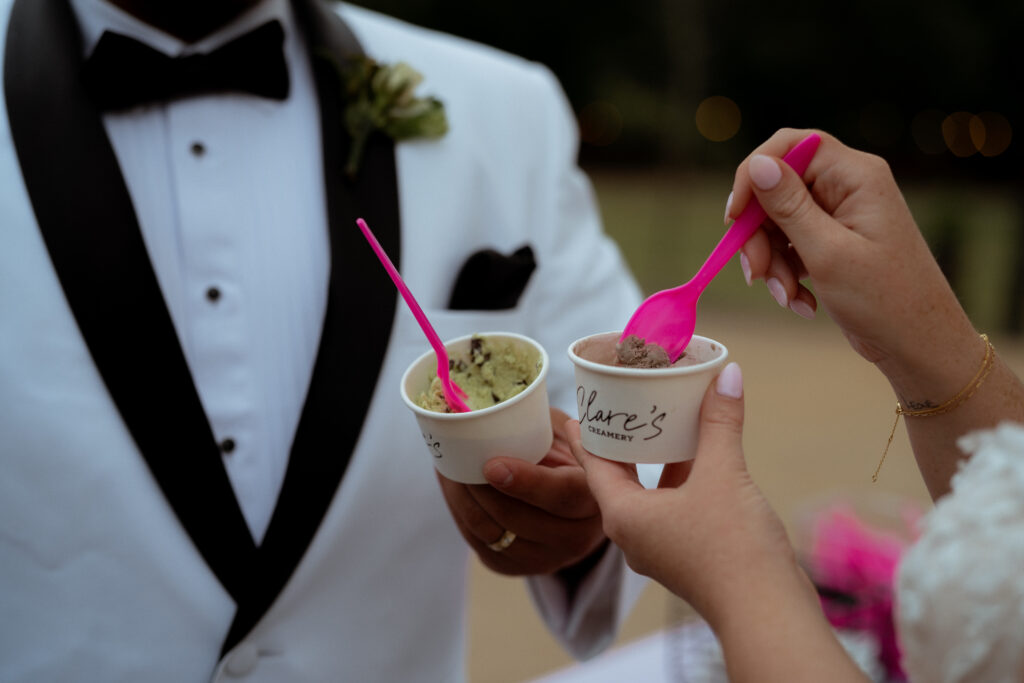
[416,335,541,413]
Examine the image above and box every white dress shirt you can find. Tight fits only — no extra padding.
[68,0,330,542]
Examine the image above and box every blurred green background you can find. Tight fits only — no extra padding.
[352,0,1024,333]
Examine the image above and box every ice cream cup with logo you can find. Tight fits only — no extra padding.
[400,332,552,483]
[567,331,728,463]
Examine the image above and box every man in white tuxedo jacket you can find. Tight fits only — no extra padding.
[0,0,645,680]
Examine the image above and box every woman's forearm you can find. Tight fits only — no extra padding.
[878,327,1024,499]
[711,566,869,683]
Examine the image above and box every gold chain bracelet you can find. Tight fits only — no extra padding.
[873,333,994,482]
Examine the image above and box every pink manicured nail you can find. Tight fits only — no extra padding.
[724,191,734,225]
[739,252,752,286]
[789,299,816,320]
[749,155,782,190]
[766,278,788,307]
[716,362,743,399]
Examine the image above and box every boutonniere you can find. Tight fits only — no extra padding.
[339,55,449,179]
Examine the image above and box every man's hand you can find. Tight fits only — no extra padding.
[436,407,607,576]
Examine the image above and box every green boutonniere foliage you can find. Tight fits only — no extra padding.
[338,55,448,179]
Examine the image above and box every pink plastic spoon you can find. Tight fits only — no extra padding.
[356,218,471,413]
[621,133,822,363]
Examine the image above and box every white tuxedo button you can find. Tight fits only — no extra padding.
[224,641,260,677]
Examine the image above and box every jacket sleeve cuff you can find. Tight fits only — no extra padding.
[525,542,649,660]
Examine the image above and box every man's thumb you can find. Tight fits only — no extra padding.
[694,362,746,470]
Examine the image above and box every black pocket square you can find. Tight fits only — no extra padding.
[448,245,536,310]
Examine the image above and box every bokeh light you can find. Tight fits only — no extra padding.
[942,111,978,157]
[970,111,1012,157]
[578,100,623,147]
[913,109,1013,158]
[695,96,741,142]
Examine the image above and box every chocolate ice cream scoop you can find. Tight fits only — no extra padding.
[615,335,671,368]
[573,331,710,369]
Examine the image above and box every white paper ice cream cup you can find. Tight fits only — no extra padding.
[400,332,553,484]
[568,331,728,464]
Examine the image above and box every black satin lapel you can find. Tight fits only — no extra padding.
[4,0,257,602]
[222,0,402,653]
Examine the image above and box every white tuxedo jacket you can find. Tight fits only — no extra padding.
[0,1,644,681]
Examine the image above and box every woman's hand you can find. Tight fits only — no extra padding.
[727,129,1024,500]
[568,364,869,682]
[567,363,801,628]
[730,128,978,391]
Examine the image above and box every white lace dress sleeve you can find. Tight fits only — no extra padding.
[896,422,1024,683]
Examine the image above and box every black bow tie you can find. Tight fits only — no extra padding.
[82,20,290,112]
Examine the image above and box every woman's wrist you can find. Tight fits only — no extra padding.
[702,555,818,639]
[709,564,869,682]
[874,320,984,409]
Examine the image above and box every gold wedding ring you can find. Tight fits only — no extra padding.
[487,530,516,552]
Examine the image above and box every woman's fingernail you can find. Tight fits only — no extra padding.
[749,155,782,190]
[739,252,752,286]
[724,191,734,224]
[716,362,743,399]
[766,278,788,307]
[789,299,816,320]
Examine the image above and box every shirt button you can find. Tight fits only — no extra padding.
[220,438,236,455]
[206,286,221,303]
[190,141,206,157]
[224,641,259,677]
